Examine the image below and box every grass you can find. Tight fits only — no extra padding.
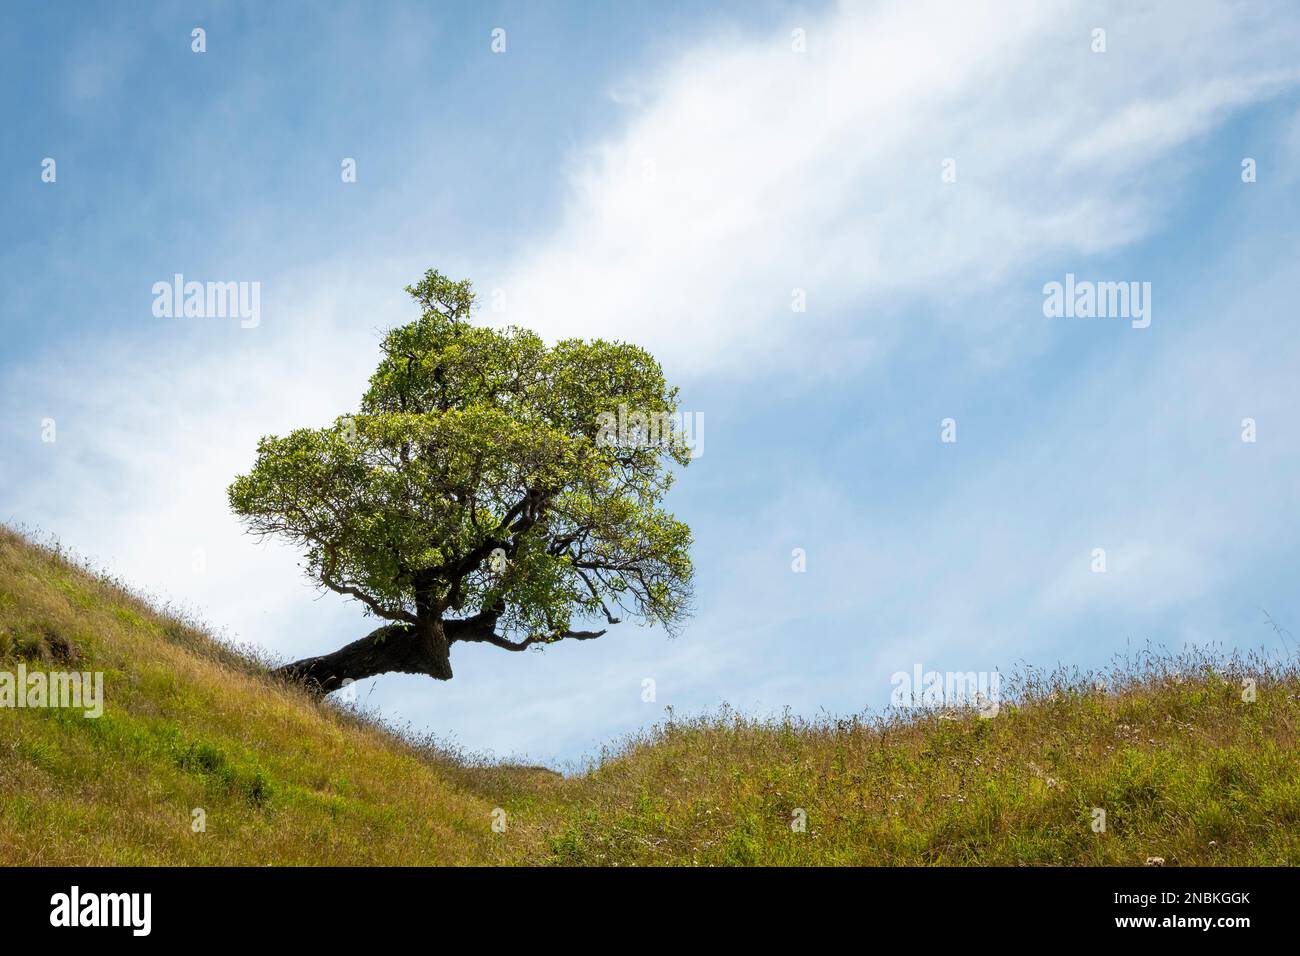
[2,525,1297,866]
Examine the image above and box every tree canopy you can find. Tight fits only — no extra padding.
[228,270,694,691]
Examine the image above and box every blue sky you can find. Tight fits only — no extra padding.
[3,0,1299,765]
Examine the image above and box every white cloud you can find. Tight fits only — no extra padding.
[494,0,1300,377]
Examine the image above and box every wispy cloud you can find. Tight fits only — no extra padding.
[493,0,1300,377]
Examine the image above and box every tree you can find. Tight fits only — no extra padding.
[228,270,694,693]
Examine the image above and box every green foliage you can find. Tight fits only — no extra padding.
[228,270,694,645]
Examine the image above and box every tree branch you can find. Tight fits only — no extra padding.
[453,626,607,652]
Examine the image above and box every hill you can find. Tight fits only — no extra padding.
[2,526,1297,865]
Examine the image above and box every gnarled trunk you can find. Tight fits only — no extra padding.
[275,619,452,694]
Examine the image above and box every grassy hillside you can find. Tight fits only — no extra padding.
[2,526,1298,866]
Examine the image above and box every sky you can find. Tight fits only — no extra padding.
[3,0,1299,766]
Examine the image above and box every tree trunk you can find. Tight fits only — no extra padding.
[275,619,452,694]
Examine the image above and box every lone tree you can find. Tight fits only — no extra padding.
[229,270,694,693]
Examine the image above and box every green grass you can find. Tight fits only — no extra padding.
[2,525,1297,866]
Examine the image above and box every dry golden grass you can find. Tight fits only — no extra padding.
[0,527,515,865]
[533,672,1300,865]
[3,525,1298,866]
